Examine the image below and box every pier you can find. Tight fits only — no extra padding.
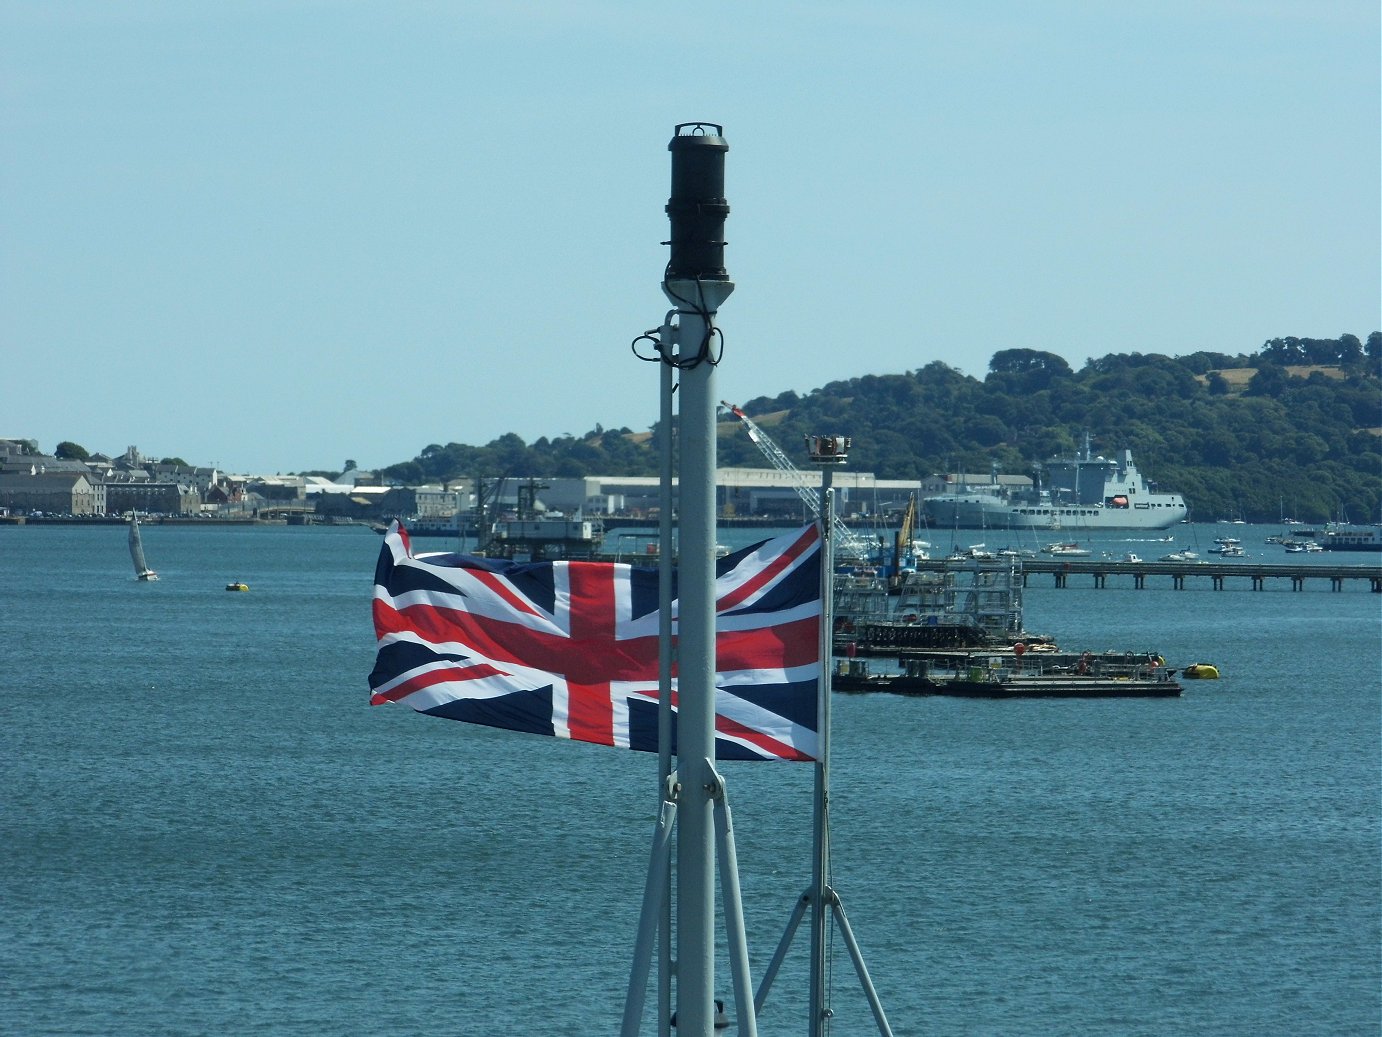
[908,557,1382,592]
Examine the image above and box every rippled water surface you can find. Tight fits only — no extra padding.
[2,524,1378,1035]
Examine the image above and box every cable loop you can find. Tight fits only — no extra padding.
[630,331,663,362]
[629,278,727,368]
[660,273,726,369]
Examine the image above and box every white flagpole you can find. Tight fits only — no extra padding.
[804,435,894,1037]
[656,318,676,1037]
[809,476,836,1036]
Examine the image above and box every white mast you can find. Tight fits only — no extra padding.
[667,123,734,1037]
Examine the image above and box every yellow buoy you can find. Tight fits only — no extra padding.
[1182,663,1219,680]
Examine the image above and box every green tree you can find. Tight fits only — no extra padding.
[988,348,1073,378]
[54,441,89,461]
[1244,365,1290,397]
[379,461,425,484]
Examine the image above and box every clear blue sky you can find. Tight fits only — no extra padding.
[3,1,1377,474]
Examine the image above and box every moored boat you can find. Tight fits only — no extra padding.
[1159,549,1201,562]
[1042,541,1091,557]
[1317,523,1382,552]
[923,436,1188,531]
[1208,538,1246,557]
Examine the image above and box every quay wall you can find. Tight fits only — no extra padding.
[905,557,1382,593]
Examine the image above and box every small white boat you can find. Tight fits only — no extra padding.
[128,515,158,581]
[1208,538,1245,557]
[1122,553,1144,563]
[1283,540,1306,553]
[1159,549,1200,562]
[1042,542,1091,557]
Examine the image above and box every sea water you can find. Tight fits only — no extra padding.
[1,524,1378,1035]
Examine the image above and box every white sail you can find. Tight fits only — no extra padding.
[129,516,158,580]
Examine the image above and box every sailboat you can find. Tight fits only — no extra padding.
[128,515,159,581]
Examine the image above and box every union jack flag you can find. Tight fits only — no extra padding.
[369,522,821,761]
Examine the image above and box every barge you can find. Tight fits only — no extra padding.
[833,654,1183,698]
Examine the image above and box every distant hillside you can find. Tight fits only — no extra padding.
[376,334,1382,525]
[1198,365,1348,392]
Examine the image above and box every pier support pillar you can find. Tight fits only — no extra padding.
[1330,576,1343,592]
[1211,575,1224,590]
[1172,574,1185,590]
[1291,576,1305,591]
[1053,572,1066,588]
[1092,573,1105,589]
[1133,573,1145,589]
[1252,575,1265,591]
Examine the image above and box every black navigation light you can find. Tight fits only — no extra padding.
[665,123,730,281]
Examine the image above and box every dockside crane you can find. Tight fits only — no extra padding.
[891,493,918,581]
[720,402,871,560]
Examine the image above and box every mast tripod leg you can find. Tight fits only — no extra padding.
[754,891,809,1014]
[829,892,895,1036]
[624,770,766,1036]
[711,769,759,1037]
[758,884,895,1035]
[622,789,679,1037]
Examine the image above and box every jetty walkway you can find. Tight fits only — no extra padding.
[909,557,1382,592]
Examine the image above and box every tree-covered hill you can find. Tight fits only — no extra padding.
[377,333,1382,525]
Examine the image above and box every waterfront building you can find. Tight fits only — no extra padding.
[103,478,200,516]
[0,472,106,516]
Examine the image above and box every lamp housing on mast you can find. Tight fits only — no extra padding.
[665,123,730,281]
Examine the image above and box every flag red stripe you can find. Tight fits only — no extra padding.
[370,660,508,705]
[564,563,617,744]
[714,713,813,762]
[469,569,543,617]
[715,617,820,670]
[716,525,820,613]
